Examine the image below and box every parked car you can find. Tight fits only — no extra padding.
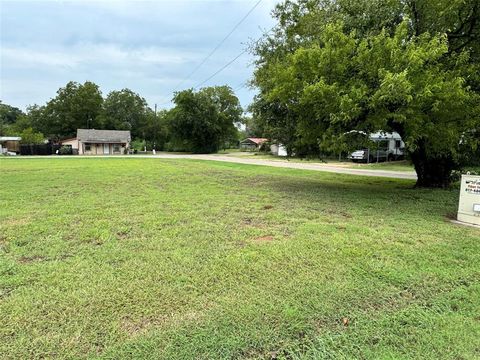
[349,132,405,163]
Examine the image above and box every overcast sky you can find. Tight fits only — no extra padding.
[0,0,278,112]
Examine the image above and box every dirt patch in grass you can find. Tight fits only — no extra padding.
[116,230,130,240]
[18,255,46,264]
[121,310,206,338]
[263,205,274,210]
[242,217,267,229]
[121,317,158,337]
[0,233,8,246]
[254,235,274,242]
[2,217,32,227]
[444,212,457,221]
[324,208,352,219]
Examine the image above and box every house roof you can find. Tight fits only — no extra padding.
[0,136,21,141]
[77,129,131,143]
[60,137,77,143]
[241,137,269,145]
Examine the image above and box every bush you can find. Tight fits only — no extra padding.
[130,139,146,152]
[59,145,72,155]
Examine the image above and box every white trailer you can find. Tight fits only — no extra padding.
[349,132,405,163]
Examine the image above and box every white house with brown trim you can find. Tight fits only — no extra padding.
[61,129,131,155]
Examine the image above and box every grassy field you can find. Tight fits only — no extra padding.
[1,158,479,359]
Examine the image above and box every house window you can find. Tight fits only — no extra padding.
[113,144,120,153]
[395,140,401,148]
[85,144,91,151]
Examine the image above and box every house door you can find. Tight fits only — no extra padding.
[103,144,110,154]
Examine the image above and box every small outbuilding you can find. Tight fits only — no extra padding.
[240,137,269,151]
[0,136,21,154]
[61,129,131,155]
[270,143,288,157]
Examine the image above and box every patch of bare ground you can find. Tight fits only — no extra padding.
[116,230,130,240]
[444,212,457,222]
[120,310,205,338]
[241,347,290,360]
[242,217,267,229]
[2,217,31,227]
[323,208,352,219]
[0,233,7,246]
[254,235,274,243]
[18,255,46,264]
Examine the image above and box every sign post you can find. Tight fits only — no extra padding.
[457,174,480,227]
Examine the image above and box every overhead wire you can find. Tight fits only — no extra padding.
[192,24,275,89]
[171,0,263,92]
[193,50,247,89]
[157,3,277,106]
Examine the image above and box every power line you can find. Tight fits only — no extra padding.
[193,24,276,90]
[158,24,277,107]
[172,0,263,91]
[233,82,247,92]
[194,50,247,89]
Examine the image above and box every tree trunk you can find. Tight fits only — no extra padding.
[410,140,456,188]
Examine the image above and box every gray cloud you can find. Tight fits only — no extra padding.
[0,0,278,110]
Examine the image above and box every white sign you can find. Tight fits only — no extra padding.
[457,175,480,226]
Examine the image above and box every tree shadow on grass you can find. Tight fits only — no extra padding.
[240,173,456,220]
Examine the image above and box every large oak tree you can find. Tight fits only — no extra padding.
[252,0,480,187]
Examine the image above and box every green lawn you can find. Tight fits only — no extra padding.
[348,160,414,172]
[1,158,479,359]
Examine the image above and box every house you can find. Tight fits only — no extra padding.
[61,129,131,155]
[0,136,21,154]
[239,137,269,151]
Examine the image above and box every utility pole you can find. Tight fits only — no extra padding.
[153,104,158,153]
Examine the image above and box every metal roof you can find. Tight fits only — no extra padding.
[0,137,21,141]
[77,129,131,143]
[240,137,269,145]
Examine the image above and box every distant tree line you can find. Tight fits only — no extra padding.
[1,81,244,153]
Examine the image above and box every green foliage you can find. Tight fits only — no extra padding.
[168,86,242,153]
[252,0,480,186]
[130,138,146,152]
[242,115,266,138]
[3,114,33,136]
[0,102,24,136]
[142,110,170,151]
[18,127,45,145]
[58,145,73,155]
[101,89,151,139]
[39,81,104,139]
[2,82,242,153]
